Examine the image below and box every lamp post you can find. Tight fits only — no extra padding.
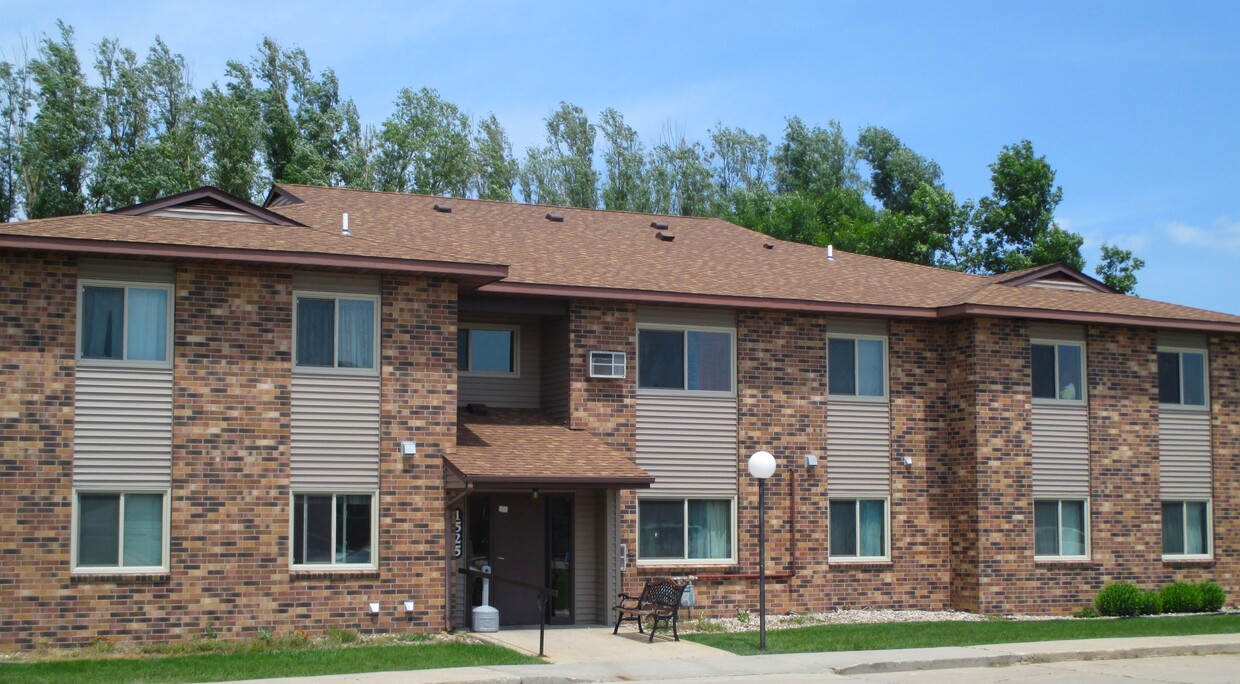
[747,450,776,651]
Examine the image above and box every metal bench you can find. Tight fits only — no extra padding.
[612,577,688,642]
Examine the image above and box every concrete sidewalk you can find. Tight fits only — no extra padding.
[223,633,1240,684]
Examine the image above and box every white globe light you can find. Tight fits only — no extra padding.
[748,450,776,479]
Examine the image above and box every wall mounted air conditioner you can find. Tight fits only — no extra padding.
[588,351,626,379]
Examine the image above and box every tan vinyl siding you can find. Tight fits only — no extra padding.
[826,317,888,336]
[149,207,267,222]
[826,400,890,496]
[540,317,570,422]
[638,305,735,328]
[292,272,381,295]
[78,258,174,283]
[290,373,380,489]
[636,394,738,496]
[1029,322,1086,343]
[460,317,540,408]
[573,490,600,624]
[73,367,173,488]
[1024,279,1094,292]
[1031,404,1090,497]
[1160,408,1212,498]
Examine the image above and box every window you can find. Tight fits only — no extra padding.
[637,498,734,563]
[294,293,378,371]
[458,325,518,375]
[1031,342,1085,402]
[637,327,733,392]
[73,491,167,572]
[292,492,376,568]
[1163,500,1211,558]
[829,499,887,559]
[1034,499,1089,558]
[827,336,886,398]
[79,282,172,364]
[1159,350,1207,407]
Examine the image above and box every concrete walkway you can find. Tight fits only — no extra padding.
[223,632,1240,684]
[467,624,729,663]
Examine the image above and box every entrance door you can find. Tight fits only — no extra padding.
[490,494,546,625]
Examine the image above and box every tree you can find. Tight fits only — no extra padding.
[337,100,376,190]
[520,102,598,208]
[471,113,517,201]
[143,37,205,198]
[1096,243,1145,295]
[0,52,32,222]
[21,22,99,218]
[856,126,942,214]
[709,124,770,210]
[374,86,472,196]
[773,117,863,197]
[199,61,264,200]
[648,126,713,217]
[90,38,150,209]
[598,107,646,211]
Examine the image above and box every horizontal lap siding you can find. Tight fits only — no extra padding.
[291,373,380,489]
[1031,404,1090,497]
[636,394,738,496]
[574,490,600,624]
[826,400,890,496]
[73,367,173,488]
[1160,409,1212,498]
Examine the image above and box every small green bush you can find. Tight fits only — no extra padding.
[1138,591,1163,616]
[1074,606,1100,618]
[1095,582,1143,617]
[1200,582,1226,612]
[1160,582,1204,613]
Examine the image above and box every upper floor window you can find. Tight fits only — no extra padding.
[827,335,886,398]
[1031,341,1084,402]
[458,324,518,375]
[295,293,378,372]
[637,327,733,392]
[1159,349,1207,407]
[79,282,172,365]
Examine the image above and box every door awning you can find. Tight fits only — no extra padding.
[447,409,654,489]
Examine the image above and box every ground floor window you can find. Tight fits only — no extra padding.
[829,498,887,560]
[638,498,734,563]
[292,492,376,568]
[1034,498,1088,558]
[1162,500,1211,558]
[74,491,167,571]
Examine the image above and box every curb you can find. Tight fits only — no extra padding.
[834,654,1021,675]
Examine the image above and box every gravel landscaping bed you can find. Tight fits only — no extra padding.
[678,608,1068,634]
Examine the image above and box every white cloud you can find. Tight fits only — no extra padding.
[1163,216,1240,254]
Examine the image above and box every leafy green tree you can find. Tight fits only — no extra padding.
[709,124,770,209]
[1095,243,1145,294]
[337,100,376,190]
[598,107,647,211]
[0,55,32,221]
[254,38,297,184]
[773,117,863,197]
[90,38,150,209]
[648,127,713,217]
[375,86,472,196]
[521,102,598,208]
[21,22,99,218]
[471,113,517,201]
[143,38,205,197]
[199,61,264,200]
[856,126,942,214]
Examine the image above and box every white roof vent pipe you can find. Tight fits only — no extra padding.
[827,244,835,261]
[342,212,351,236]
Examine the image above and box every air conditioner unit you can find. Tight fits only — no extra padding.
[589,351,626,379]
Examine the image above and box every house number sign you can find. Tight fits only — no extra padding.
[452,508,463,558]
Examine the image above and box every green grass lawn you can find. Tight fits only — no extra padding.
[685,613,1240,655]
[0,641,543,684]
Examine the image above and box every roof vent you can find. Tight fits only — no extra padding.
[650,220,669,230]
[433,203,452,213]
[342,212,350,236]
[656,231,675,242]
[763,243,774,250]
[826,244,835,261]
[545,212,564,222]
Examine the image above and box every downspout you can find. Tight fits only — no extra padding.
[444,482,474,632]
[695,469,798,581]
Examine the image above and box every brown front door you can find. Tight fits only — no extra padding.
[490,494,546,625]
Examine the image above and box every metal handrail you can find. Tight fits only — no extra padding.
[458,567,559,657]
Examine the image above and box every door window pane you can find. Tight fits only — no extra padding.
[457,329,470,371]
[687,331,732,391]
[639,330,684,389]
[1031,344,1056,399]
[829,500,857,556]
[858,339,885,397]
[78,494,120,566]
[1185,501,1209,555]
[337,494,372,564]
[1057,345,1082,401]
[1182,353,1206,406]
[123,493,163,566]
[82,287,125,359]
[828,338,856,396]
[1158,352,1181,404]
[688,500,731,559]
[1060,500,1086,556]
[639,500,684,559]
[1034,500,1059,555]
[859,500,886,556]
[296,298,335,367]
[337,299,375,369]
[1162,502,1184,555]
[469,329,515,373]
[126,288,168,362]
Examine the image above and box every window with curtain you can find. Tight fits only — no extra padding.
[293,492,376,567]
[457,325,517,374]
[638,327,733,392]
[638,498,733,562]
[1158,350,1207,407]
[829,499,887,559]
[1031,342,1085,402]
[827,336,886,398]
[75,492,166,570]
[80,283,171,363]
[1162,500,1210,557]
[294,294,377,371]
[1034,499,1088,558]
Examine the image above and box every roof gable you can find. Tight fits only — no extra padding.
[115,186,304,226]
[991,263,1116,294]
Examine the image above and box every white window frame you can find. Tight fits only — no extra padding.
[1033,497,1091,561]
[1031,340,1087,406]
[636,323,737,397]
[292,291,380,375]
[77,279,174,369]
[290,490,380,571]
[1158,346,1209,411]
[826,334,889,402]
[828,497,891,562]
[71,489,171,574]
[635,496,737,566]
[1161,499,1213,560]
[458,323,521,378]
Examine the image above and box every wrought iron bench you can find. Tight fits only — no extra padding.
[612,577,688,642]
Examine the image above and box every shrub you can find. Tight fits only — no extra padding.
[1074,606,1100,619]
[1138,591,1163,616]
[1200,581,1226,612]
[1096,582,1143,617]
[1160,582,1204,613]
[326,627,359,645]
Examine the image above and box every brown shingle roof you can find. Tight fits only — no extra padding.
[451,410,653,488]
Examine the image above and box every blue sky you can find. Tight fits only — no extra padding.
[4,1,1238,314]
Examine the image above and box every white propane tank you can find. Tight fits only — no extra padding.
[472,565,499,632]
